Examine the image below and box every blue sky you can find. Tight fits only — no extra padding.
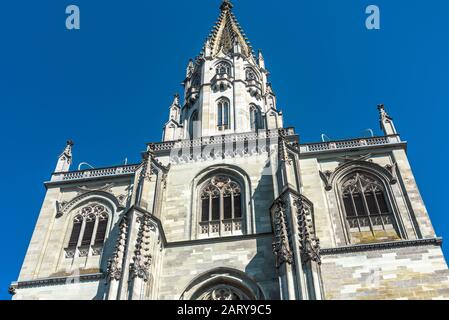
[0,0,448,300]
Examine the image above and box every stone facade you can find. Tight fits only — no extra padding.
[10,0,449,300]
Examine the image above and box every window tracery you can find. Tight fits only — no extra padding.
[245,68,258,81]
[340,172,400,243]
[66,204,110,258]
[216,62,232,76]
[199,285,247,300]
[199,175,243,237]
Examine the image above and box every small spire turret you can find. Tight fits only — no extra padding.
[377,104,398,136]
[258,49,265,69]
[55,140,74,173]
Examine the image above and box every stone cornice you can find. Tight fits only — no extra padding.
[321,238,443,256]
[10,273,104,292]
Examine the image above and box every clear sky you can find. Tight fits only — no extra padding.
[0,0,448,300]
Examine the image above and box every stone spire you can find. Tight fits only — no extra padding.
[258,49,265,69]
[163,94,183,141]
[377,104,397,136]
[55,140,74,173]
[202,0,253,58]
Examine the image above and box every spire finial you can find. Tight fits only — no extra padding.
[377,104,392,121]
[66,139,74,148]
[220,0,233,11]
[172,93,180,106]
[377,104,398,136]
[55,139,74,173]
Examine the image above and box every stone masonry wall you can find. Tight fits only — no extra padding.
[321,244,449,300]
[158,235,279,300]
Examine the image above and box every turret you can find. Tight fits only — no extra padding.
[168,93,181,123]
[378,104,398,136]
[55,140,74,173]
[258,49,265,70]
[186,59,194,79]
[162,94,183,142]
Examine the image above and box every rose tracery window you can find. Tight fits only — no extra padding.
[66,204,110,258]
[341,172,400,243]
[199,175,243,237]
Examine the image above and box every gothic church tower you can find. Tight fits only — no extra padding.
[11,0,449,300]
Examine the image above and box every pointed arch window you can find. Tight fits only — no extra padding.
[65,204,110,258]
[340,172,400,243]
[250,105,263,131]
[216,62,232,76]
[217,99,230,130]
[199,175,243,237]
[189,110,199,139]
[245,68,258,81]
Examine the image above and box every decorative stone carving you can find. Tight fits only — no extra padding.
[64,248,76,259]
[384,163,398,183]
[272,199,293,268]
[294,197,321,265]
[319,158,398,192]
[76,183,115,196]
[56,190,124,218]
[138,151,170,185]
[107,216,128,282]
[200,286,243,300]
[278,136,292,165]
[117,194,127,207]
[78,246,89,258]
[338,153,372,163]
[129,215,155,282]
[378,104,393,123]
[8,286,16,296]
[319,171,333,191]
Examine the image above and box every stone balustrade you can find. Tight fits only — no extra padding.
[50,164,140,183]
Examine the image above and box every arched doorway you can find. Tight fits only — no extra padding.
[180,267,265,301]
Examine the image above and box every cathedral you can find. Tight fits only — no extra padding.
[11,0,449,300]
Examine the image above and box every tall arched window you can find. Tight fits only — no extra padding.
[250,105,263,131]
[216,62,232,76]
[189,110,199,139]
[217,99,230,130]
[199,175,243,237]
[340,172,400,243]
[66,204,110,257]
